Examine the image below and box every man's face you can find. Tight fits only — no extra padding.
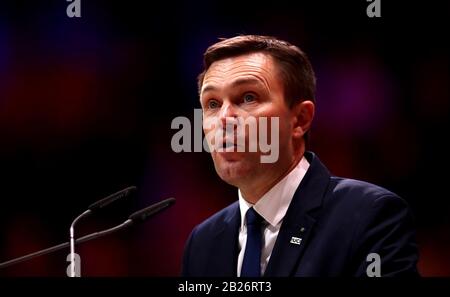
[200,52,297,188]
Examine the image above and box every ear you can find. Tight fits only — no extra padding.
[292,100,315,139]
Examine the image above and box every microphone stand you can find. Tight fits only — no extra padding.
[0,197,175,271]
[0,220,133,269]
[69,209,92,277]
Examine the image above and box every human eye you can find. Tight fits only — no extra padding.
[207,99,220,109]
[243,92,257,103]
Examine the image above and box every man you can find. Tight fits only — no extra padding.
[181,35,419,277]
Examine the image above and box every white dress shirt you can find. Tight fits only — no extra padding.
[237,156,310,276]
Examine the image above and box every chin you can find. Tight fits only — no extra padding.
[214,160,251,187]
[211,151,261,185]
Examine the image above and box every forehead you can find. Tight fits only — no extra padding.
[202,52,278,91]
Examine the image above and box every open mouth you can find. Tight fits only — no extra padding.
[217,138,238,151]
[222,141,237,150]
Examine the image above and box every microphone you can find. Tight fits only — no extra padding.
[69,186,137,277]
[88,186,137,211]
[129,197,176,222]
[0,197,176,270]
[72,197,176,244]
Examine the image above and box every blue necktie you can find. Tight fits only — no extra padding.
[241,207,263,277]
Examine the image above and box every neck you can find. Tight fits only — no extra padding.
[240,150,304,204]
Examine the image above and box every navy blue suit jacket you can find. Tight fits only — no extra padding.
[181,152,419,276]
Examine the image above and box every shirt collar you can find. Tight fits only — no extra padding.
[238,156,310,228]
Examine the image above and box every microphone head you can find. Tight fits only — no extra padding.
[129,198,175,223]
[88,186,137,211]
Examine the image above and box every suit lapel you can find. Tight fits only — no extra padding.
[264,152,331,276]
[205,204,241,276]
[264,214,316,276]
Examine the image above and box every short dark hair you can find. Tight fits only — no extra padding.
[197,35,316,108]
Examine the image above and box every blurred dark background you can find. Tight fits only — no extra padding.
[0,0,449,276]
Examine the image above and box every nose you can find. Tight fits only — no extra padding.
[219,102,238,127]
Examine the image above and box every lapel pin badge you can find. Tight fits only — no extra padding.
[290,236,302,245]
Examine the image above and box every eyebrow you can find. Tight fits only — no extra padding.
[201,77,266,95]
